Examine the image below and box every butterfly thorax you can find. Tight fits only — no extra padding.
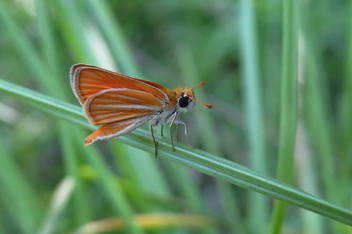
[149,87,196,126]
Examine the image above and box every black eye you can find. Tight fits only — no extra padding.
[178,96,189,107]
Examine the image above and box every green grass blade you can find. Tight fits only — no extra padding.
[35,0,61,78]
[74,131,146,234]
[87,0,142,77]
[165,163,203,212]
[337,0,352,211]
[122,147,171,199]
[35,0,93,226]
[303,41,336,199]
[3,78,350,226]
[239,0,268,231]
[60,124,92,226]
[0,79,87,126]
[333,2,352,233]
[38,177,75,234]
[295,122,324,234]
[0,142,44,233]
[270,0,299,232]
[55,0,98,65]
[339,0,352,161]
[0,1,53,94]
[300,30,340,232]
[110,143,154,212]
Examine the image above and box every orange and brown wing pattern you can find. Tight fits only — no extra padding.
[70,64,168,105]
[83,88,162,126]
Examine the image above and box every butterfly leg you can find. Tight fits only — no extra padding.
[169,112,179,151]
[161,125,164,137]
[174,119,194,148]
[176,124,179,142]
[150,124,158,158]
[175,116,182,142]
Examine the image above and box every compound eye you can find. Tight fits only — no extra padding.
[178,96,189,108]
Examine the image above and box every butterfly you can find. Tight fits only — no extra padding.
[70,64,212,157]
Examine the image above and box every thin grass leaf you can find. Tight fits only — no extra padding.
[60,124,92,226]
[55,0,98,65]
[0,142,44,233]
[0,79,87,126]
[35,0,93,226]
[300,34,347,233]
[303,40,336,199]
[73,130,146,234]
[337,0,352,213]
[270,0,299,232]
[239,0,268,231]
[110,143,154,212]
[0,1,54,96]
[165,163,203,212]
[295,122,324,234]
[38,177,75,234]
[2,80,350,226]
[35,0,61,78]
[87,0,142,77]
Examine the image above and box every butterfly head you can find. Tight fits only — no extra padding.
[175,81,212,113]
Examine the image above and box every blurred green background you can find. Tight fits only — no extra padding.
[0,0,352,233]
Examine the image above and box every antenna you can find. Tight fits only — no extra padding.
[192,81,205,90]
[190,97,213,109]
[189,81,212,109]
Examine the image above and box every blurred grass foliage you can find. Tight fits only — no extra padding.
[0,0,351,234]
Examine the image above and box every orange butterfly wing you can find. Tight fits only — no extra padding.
[83,88,162,126]
[70,64,170,145]
[70,64,169,105]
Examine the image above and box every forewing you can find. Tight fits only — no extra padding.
[70,64,168,105]
[84,88,161,126]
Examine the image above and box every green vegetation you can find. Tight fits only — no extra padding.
[0,0,351,233]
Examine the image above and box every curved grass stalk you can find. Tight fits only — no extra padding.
[1,79,352,226]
